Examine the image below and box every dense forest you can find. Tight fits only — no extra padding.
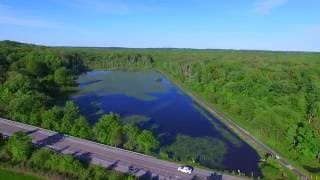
[1,41,320,178]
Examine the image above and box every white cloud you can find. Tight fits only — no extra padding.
[0,15,61,29]
[254,0,288,15]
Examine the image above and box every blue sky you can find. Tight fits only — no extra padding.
[0,0,319,51]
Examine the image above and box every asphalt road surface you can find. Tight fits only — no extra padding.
[0,118,244,180]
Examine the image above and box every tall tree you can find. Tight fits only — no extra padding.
[93,113,123,145]
[137,130,159,154]
[7,131,32,161]
[123,124,140,150]
[70,116,92,139]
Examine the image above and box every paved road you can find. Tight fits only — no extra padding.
[171,79,308,179]
[0,118,244,180]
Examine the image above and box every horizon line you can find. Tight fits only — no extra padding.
[1,39,319,53]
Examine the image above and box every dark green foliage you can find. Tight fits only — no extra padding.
[41,106,64,130]
[0,41,80,121]
[70,116,92,139]
[26,58,48,77]
[93,113,123,146]
[136,130,160,154]
[123,124,140,151]
[259,158,296,179]
[163,135,226,169]
[93,113,159,154]
[60,101,80,133]
[54,67,73,86]
[286,123,320,161]
[6,132,32,161]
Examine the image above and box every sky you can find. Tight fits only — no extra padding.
[0,0,319,51]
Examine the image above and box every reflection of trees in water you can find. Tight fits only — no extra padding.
[75,71,168,101]
[162,135,227,169]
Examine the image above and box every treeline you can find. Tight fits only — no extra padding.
[0,131,136,179]
[58,47,155,70]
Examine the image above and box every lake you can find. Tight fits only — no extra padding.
[72,70,261,176]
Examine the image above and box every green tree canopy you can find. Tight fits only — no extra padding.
[7,131,32,161]
[93,113,123,146]
[123,124,140,151]
[54,67,73,86]
[70,116,92,139]
[137,130,159,154]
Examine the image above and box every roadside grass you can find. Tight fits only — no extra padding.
[0,167,43,180]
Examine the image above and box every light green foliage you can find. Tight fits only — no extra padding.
[123,124,140,150]
[28,149,52,170]
[70,116,92,139]
[27,148,133,179]
[54,67,72,86]
[286,123,320,161]
[60,101,80,133]
[93,113,124,146]
[7,132,32,161]
[41,106,64,130]
[137,130,159,154]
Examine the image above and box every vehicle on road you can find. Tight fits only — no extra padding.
[177,166,193,174]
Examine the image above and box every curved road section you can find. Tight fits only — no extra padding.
[0,118,243,180]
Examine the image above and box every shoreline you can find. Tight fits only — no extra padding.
[156,68,307,178]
